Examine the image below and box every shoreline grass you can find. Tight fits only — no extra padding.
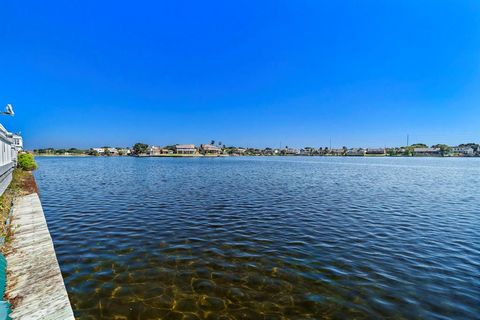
[1,169,38,251]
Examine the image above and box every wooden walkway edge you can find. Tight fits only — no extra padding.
[5,193,74,320]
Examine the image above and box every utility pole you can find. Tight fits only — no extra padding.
[407,134,409,147]
[329,137,332,150]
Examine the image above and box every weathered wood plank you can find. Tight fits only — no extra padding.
[6,194,74,320]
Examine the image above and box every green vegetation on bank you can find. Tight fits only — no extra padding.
[1,169,38,248]
[17,154,38,171]
[34,148,88,155]
[132,143,148,155]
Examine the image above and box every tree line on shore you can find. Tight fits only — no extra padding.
[33,147,128,156]
[32,142,480,157]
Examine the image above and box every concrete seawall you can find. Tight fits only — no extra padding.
[5,193,74,319]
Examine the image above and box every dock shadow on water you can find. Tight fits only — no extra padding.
[34,157,480,319]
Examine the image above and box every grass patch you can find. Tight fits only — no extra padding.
[0,169,38,250]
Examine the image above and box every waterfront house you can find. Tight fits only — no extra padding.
[12,134,23,151]
[451,146,474,156]
[92,148,105,154]
[330,148,345,156]
[91,147,118,155]
[147,147,170,155]
[413,147,441,156]
[148,146,162,156]
[366,148,386,155]
[299,147,316,156]
[299,149,310,156]
[0,124,18,195]
[283,148,300,155]
[6,132,21,164]
[346,148,366,156]
[199,144,222,155]
[175,144,197,154]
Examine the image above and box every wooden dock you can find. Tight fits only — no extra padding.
[5,193,74,320]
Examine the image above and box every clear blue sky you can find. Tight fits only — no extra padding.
[1,1,480,149]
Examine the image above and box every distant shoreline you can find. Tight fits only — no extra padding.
[33,154,228,158]
[33,154,478,158]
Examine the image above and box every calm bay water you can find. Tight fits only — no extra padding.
[34,157,480,319]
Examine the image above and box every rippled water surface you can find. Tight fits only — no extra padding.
[34,157,480,319]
